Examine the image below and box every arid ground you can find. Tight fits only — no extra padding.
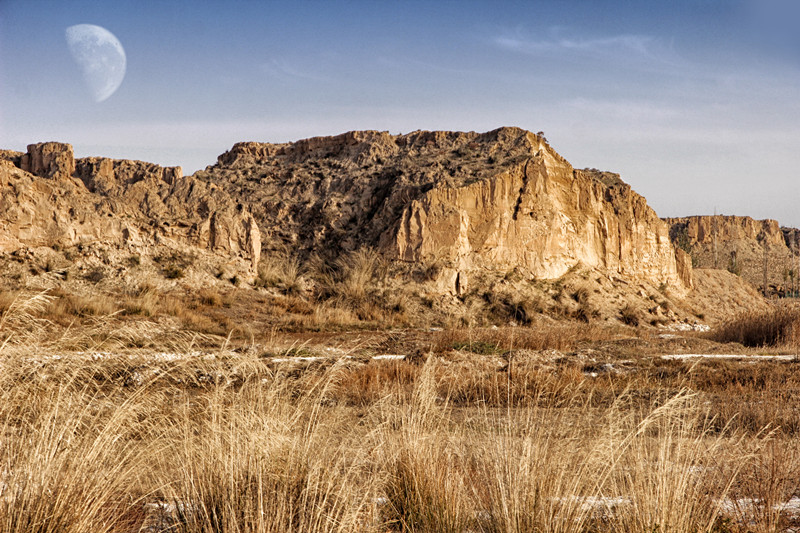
[3,280,800,533]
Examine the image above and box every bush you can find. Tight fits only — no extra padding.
[620,304,640,326]
[163,266,184,279]
[85,267,105,283]
[712,305,800,347]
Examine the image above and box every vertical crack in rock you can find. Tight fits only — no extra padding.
[511,159,531,221]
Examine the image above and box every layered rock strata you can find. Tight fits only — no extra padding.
[665,215,799,294]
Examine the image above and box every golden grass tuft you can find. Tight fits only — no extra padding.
[711,303,800,348]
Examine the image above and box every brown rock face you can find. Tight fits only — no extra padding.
[206,127,691,290]
[0,143,260,271]
[665,215,787,248]
[665,215,800,294]
[20,142,76,180]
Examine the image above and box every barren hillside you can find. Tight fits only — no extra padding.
[0,129,769,328]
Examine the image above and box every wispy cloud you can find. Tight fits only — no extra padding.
[260,58,328,82]
[491,25,685,68]
[495,33,657,57]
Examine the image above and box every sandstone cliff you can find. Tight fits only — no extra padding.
[0,142,260,272]
[205,127,691,292]
[665,215,800,295]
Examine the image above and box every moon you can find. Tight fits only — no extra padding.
[65,24,126,102]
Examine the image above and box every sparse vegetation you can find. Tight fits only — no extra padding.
[163,265,185,279]
[1,288,800,531]
[711,303,800,348]
[619,303,640,326]
[85,267,105,283]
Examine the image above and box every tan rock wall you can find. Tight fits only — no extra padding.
[388,145,689,289]
[665,215,786,248]
[0,143,260,270]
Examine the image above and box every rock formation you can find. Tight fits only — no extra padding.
[205,127,692,292]
[0,142,260,271]
[665,215,800,295]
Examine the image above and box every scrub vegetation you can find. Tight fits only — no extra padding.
[3,292,800,532]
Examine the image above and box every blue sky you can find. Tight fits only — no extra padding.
[2,0,800,225]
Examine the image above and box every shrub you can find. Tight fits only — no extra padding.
[620,304,640,326]
[163,265,184,279]
[255,253,303,294]
[85,267,105,283]
[711,304,800,347]
[451,340,501,355]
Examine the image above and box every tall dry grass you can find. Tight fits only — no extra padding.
[711,303,800,348]
[0,293,797,533]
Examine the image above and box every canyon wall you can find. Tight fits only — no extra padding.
[665,215,799,294]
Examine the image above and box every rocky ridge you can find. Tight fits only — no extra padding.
[0,142,261,280]
[666,215,800,295]
[0,129,770,327]
[204,127,692,294]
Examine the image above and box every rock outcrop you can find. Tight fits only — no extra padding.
[0,142,260,271]
[665,215,800,295]
[20,142,76,180]
[205,127,691,291]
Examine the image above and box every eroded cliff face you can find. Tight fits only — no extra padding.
[206,127,691,291]
[665,215,799,294]
[0,142,260,271]
[665,215,787,248]
[388,141,690,289]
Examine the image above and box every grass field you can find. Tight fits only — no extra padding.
[3,290,800,532]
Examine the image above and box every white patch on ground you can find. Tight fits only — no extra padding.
[372,354,406,361]
[662,354,797,361]
[270,356,325,363]
[719,496,800,517]
[661,323,711,332]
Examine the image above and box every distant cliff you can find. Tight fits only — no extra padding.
[665,215,800,294]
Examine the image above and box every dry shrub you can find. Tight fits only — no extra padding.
[0,361,156,533]
[256,252,303,294]
[619,303,640,326]
[45,291,118,320]
[726,437,800,532]
[314,248,385,306]
[604,391,743,533]
[197,288,223,307]
[121,289,160,317]
[0,290,18,314]
[483,291,541,325]
[152,371,375,533]
[335,360,419,405]
[712,304,800,348]
[379,363,478,532]
[432,324,617,354]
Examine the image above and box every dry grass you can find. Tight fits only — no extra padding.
[431,324,620,354]
[711,303,800,348]
[256,252,303,294]
[0,346,789,533]
[5,292,800,532]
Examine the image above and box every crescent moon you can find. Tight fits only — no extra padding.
[65,24,127,102]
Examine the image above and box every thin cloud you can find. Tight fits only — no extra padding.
[260,58,329,82]
[496,33,656,56]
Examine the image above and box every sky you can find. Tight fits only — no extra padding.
[2,0,800,225]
